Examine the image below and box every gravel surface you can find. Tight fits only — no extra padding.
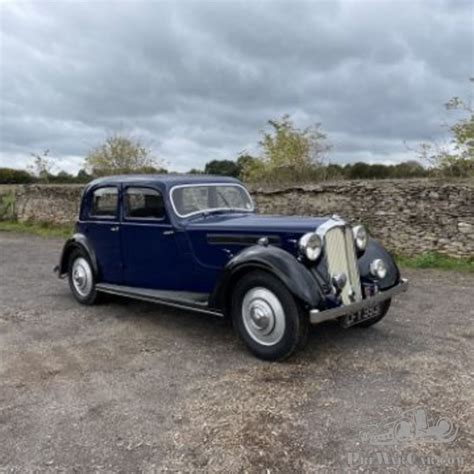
[0,232,473,472]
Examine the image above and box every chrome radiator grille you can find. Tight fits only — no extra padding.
[324,225,362,305]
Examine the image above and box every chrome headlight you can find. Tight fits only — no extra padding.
[352,225,368,251]
[298,232,322,261]
[370,258,387,279]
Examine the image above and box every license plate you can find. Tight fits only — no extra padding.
[339,304,381,328]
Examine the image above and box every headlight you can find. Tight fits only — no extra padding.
[352,225,368,251]
[298,232,322,261]
[370,259,387,279]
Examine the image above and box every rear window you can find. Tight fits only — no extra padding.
[90,187,118,218]
[124,187,165,219]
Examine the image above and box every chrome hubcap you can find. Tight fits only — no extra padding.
[71,257,93,297]
[242,287,285,346]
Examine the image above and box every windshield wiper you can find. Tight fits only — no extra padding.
[204,208,236,215]
[216,190,232,208]
[186,207,246,221]
[186,208,228,220]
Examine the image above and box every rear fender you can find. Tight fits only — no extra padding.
[210,245,324,314]
[56,233,98,278]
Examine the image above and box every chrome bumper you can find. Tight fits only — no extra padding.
[309,278,409,324]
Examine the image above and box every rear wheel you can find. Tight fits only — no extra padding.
[231,271,308,361]
[68,249,99,305]
[356,299,392,327]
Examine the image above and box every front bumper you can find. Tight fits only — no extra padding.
[309,278,409,324]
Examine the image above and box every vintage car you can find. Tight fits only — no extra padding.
[56,175,408,360]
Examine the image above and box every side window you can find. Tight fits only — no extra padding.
[124,187,165,219]
[90,187,118,218]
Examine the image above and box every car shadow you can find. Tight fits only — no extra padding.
[103,294,232,333]
[96,294,393,363]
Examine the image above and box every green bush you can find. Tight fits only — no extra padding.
[0,168,35,184]
[204,160,240,177]
[0,192,16,220]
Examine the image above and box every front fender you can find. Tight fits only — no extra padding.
[358,238,400,290]
[210,245,324,313]
[56,233,98,278]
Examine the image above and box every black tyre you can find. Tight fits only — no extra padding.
[356,299,392,328]
[231,270,308,361]
[68,248,100,305]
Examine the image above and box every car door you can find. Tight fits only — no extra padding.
[85,185,122,283]
[120,186,182,290]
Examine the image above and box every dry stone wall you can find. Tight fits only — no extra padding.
[0,184,83,223]
[0,180,472,258]
[251,180,474,258]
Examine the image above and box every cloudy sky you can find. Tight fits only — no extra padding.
[0,0,472,174]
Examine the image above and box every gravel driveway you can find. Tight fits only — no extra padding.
[0,232,472,472]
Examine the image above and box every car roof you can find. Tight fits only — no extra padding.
[84,174,243,193]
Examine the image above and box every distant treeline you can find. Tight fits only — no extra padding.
[0,167,93,184]
[199,158,431,181]
[0,159,431,185]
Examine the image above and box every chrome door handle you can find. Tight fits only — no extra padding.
[163,230,174,236]
[110,226,119,232]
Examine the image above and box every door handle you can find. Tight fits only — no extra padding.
[110,226,119,232]
[163,230,174,235]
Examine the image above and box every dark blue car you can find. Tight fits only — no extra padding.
[56,174,408,360]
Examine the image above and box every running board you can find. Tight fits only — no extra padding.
[95,283,223,317]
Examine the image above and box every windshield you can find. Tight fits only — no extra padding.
[171,184,254,218]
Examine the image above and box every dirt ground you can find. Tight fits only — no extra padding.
[0,232,472,472]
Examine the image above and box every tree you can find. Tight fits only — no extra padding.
[346,162,372,180]
[57,170,71,179]
[418,79,474,177]
[48,170,72,183]
[236,154,258,179]
[204,159,240,177]
[392,161,427,179]
[85,133,164,176]
[242,115,331,184]
[324,163,345,180]
[77,169,92,182]
[29,150,55,183]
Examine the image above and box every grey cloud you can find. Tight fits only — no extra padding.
[0,0,472,173]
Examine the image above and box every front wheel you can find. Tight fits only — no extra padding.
[231,271,308,361]
[68,249,100,305]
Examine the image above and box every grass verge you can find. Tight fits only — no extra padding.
[396,252,474,273]
[0,220,73,239]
